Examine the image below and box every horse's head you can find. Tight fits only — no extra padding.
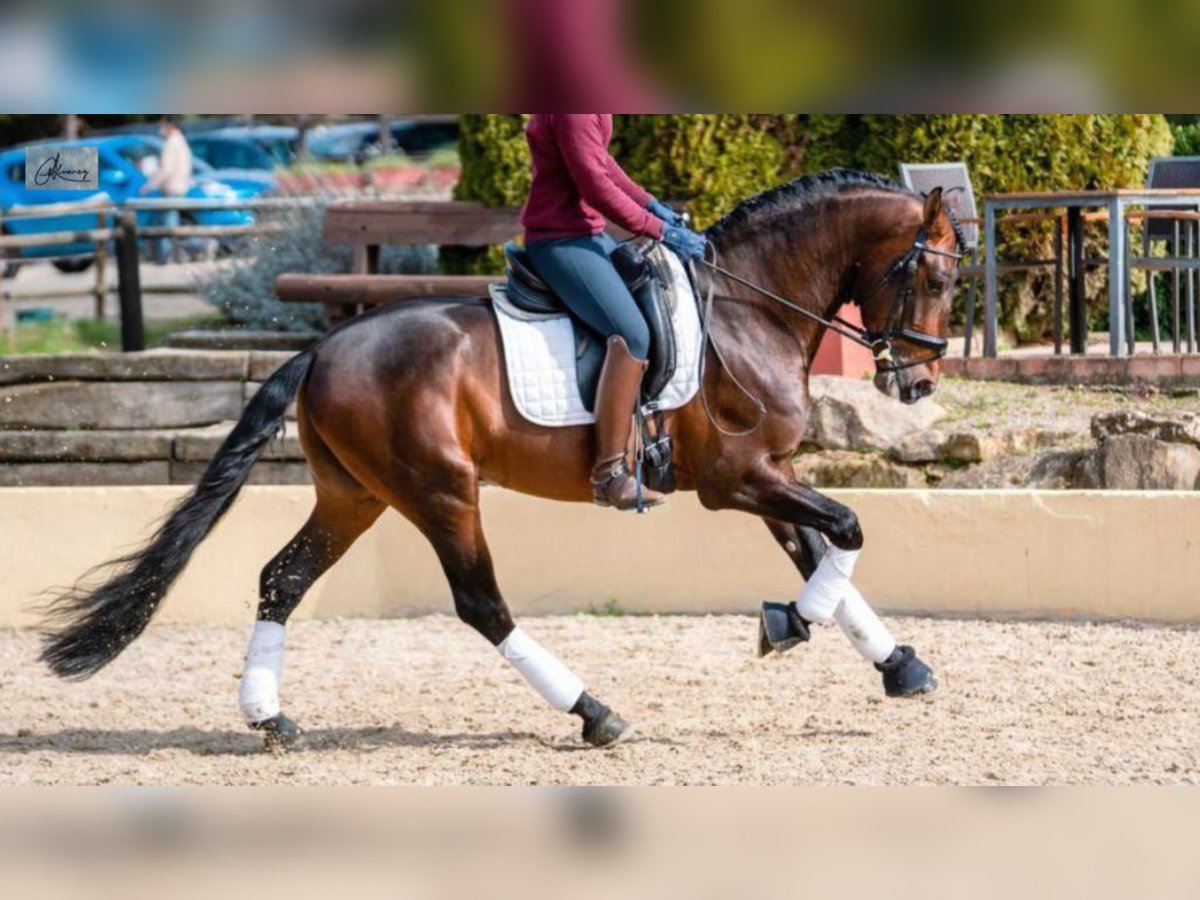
[856,187,961,405]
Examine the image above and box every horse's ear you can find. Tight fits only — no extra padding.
[922,187,944,230]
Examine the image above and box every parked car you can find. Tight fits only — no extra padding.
[304,117,458,162]
[187,125,298,172]
[303,121,378,163]
[0,134,259,271]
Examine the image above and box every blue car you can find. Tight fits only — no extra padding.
[186,126,296,197]
[188,125,298,172]
[0,134,261,271]
[304,117,458,162]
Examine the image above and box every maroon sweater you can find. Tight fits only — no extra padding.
[521,114,665,243]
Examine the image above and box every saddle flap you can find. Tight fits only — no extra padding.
[616,243,678,402]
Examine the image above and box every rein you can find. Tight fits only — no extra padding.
[687,225,964,438]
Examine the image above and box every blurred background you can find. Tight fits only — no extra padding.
[3,0,1200,111]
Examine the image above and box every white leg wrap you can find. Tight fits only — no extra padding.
[833,589,897,665]
[795,546,897,665]
[239,621,285,724]
[794,546,862,624]
[497,627,585,712]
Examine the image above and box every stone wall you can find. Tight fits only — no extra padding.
[0,350,309,486]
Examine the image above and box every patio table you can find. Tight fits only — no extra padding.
[983,189,1200,357]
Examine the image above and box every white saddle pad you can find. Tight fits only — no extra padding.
[491,245,703,428]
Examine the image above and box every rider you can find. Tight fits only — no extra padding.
[521,113,707,511]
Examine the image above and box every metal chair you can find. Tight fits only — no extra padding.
[1132,157,1200,353]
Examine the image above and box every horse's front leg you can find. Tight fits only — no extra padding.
[763,517,827,580]
[757,517,825,656]
[722,466,936,697]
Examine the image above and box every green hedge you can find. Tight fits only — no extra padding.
[454,115,1173,343]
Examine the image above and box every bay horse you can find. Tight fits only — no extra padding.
[41,170,961,750]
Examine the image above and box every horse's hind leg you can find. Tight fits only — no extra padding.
[400,475,632,748]
[239,445,385,750]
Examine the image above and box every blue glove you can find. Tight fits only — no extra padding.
[662,224,707,260]
[647,196,686,228]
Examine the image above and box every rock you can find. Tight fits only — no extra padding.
[937,427,1072,465]
[805,376,946,452]
[1028,450,1091,489]
[794,451,924,488]
[1072,452,1104,489]
[891,426,1075,467]
[1091,410,1200,448]
[940,432,998,464]
[0,381,243,430]
[1034,429,1078,449]
[937,447,1091,490]
[1094,434,1200,490]
[938,455,1035,489]
[889,430,947,464]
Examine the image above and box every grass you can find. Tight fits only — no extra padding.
[936,376,1200,435]
[0,315,224,356]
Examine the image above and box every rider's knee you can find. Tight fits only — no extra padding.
[620,316,650,362]
[827,508,863,550]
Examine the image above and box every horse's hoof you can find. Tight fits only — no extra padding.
[250,712,303,753]
[875,645,937,698]
[757,602,811,657]
[582,710,634,749]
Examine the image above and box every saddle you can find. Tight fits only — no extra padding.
[502,241,678,412]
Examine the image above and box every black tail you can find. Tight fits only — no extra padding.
[40,351,315,680]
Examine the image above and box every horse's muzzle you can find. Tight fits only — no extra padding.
[899,377,937,405]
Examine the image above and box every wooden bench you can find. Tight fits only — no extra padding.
[275,200,520,317]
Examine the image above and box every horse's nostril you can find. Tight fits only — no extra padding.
[913,379,935,399]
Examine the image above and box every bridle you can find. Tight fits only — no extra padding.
[686,221,965,437]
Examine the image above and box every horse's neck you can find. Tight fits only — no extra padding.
[707,225,854,380]
[706,193,914,377]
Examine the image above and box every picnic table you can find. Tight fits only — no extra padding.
[983,189,1200,358]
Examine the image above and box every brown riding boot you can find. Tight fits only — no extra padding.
[590,336,666,511]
